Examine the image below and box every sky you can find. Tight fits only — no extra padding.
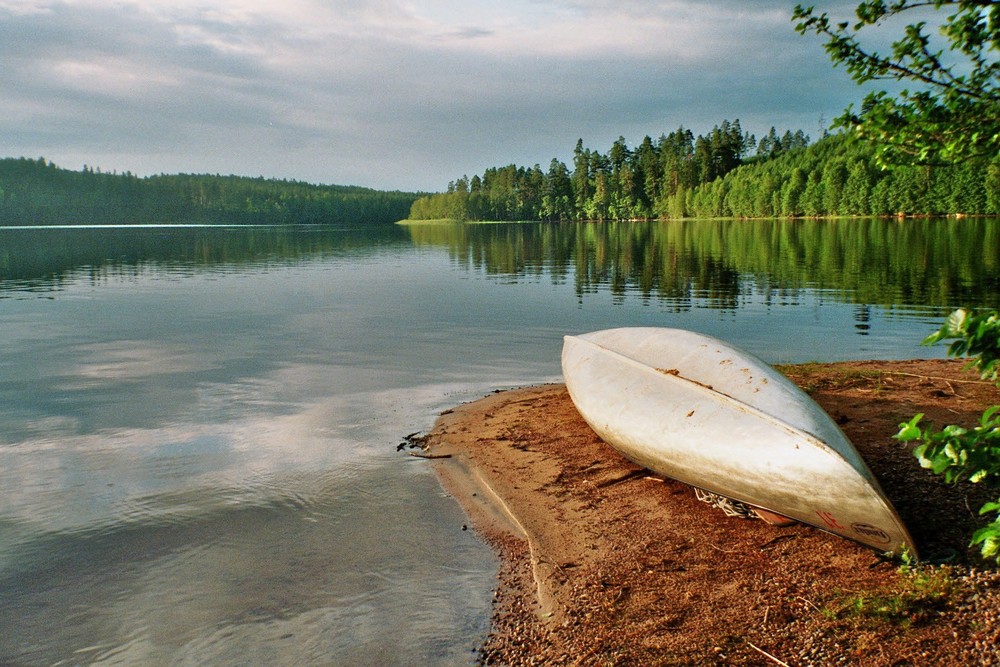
[0,0,874,192]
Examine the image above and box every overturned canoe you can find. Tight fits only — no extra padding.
[561,327,917,556]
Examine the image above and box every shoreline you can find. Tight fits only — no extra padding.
[425,360,1000,666]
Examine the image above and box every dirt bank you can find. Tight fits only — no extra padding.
[424,359,1000,666]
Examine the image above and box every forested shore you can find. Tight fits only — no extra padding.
[0,157,421,226]
[5,121,997,229]
[408,124,1000,222]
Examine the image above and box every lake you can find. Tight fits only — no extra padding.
[1,218,998,665]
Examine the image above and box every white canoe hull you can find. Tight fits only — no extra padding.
[561,328,916,556]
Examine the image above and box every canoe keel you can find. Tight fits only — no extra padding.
[561,328,918,557]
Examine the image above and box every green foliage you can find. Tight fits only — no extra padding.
[0,157,420,226]
[974,500,1000,559]
[409,120,768,222]
[689,134,997,218]
[793,1,1000,167]
[898,407,1000,482]
[896,308,1000,564]
[922,308,1000,382]
[412,128,998,222]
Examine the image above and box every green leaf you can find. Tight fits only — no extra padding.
[941,424,967,438]
[895,414,924,441]
[931,456,953,475]
[979,501,1000,515]
[923,309,969,346]
[945,309,969,335]
[972,522,1000,562]
[983,405,1000,425]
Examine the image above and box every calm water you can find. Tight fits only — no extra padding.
[1,219,998,665]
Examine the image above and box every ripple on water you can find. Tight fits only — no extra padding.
[0,464,495,667]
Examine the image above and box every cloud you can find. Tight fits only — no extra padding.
[0,0,867,190]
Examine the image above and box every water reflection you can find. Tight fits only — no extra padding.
[6,219,998,317]
[0,367,497,666]
[405,218,1000,315]
[0,224,410,297]
[0,463,493,666]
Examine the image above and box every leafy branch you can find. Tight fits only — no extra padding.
[793,1,1000,166]
[896,309,1000,563]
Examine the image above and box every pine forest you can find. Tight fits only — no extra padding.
[408,122,1000,222]
[0,157,420,226]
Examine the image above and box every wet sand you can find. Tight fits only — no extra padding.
[424,360,1000,666]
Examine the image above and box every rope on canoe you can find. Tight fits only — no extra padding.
[694,487,758,520]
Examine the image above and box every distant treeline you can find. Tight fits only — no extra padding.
[0,157,421,226]
[409,123,1000,221]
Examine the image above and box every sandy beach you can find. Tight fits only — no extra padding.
[422,359,1000,666]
